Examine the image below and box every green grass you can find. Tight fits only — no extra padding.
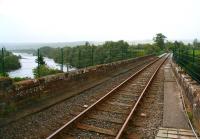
[187,111,193,124]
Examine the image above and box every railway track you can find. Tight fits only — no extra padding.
[47,54,169,139]
[122,62,165,138]
[1,56,160,139]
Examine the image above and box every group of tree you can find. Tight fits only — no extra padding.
[192,39,200,48]
[0,49,21,76]
[2,33,199,79]
[35,33,200,76]
[11,33,199,76]
[33,53,62,78]
[37,39,163,69]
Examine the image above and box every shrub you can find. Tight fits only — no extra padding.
[0,72,9,77]
[33,65,62,78]
[12,77,30,82]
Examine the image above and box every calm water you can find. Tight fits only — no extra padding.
[8,52,75,78]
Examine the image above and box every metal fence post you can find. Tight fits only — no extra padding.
[173,46,175,59]
[121,46,123,60]
[125,47,127,59]
[109,47,112,63]
[192,47,195,67]
[1,48,5,76]
[126,47,128,59]
[78,48,81,68]
[131,48,133,58]
[66,63,69,72]
[61,48,64,72]
[91,46,94,66]
[0,48,1,74]
[37,49,40,77]
[178,47,180,62]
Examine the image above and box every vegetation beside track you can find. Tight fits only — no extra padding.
[173,40,200,83]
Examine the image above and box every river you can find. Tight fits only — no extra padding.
[8,52,75,78]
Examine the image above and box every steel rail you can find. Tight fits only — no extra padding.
[115,54,169,139]
[46,54,167,139]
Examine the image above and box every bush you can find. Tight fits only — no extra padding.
[0,51,21,72]
[33,65,62,78]
[0,72,9,77]
[12,77,30,82]
[144,44,161,55]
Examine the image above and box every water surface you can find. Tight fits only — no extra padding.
[8,52,75,78]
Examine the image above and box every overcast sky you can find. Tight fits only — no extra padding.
[0,0,200,43]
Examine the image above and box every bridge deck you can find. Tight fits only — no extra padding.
[163,63,189,129]
[156,127,196,139]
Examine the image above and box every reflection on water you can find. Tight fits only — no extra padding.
[8,52,75,78]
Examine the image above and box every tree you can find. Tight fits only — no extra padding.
[193,39,200,48]
[153,33,167,50]
[85,41,90,46]
[165,41,174,51]
[0,50,21,72]
[33,65,61,78]
[174,41,180,48]
[144,44,160,54]
[35,54,46,65]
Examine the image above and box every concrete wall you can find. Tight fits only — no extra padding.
[0,55,153,109]
[171,61,200,131]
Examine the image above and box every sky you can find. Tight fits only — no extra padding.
[0,0,200,43]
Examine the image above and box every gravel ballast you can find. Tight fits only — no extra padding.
[0,57,156,139]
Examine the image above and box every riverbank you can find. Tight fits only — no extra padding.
[0,51,21,75]
[8,53,75,78]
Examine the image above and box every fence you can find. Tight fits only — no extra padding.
[38,46,147,71]
[173,46,200,83]
[0,46,149,78]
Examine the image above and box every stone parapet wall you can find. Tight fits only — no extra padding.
[0,55,153,106]
[171,61,200,131]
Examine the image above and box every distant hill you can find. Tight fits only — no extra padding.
[0,40,151,50]
[0,40,193,50]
